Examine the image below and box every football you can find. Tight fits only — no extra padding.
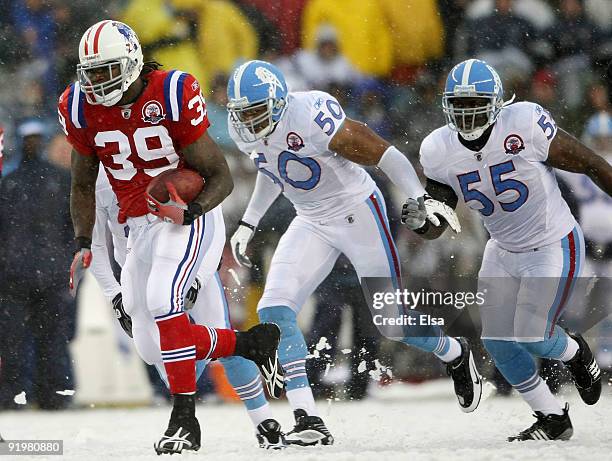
[146,168,204,204]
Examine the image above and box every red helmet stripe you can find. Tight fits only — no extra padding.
[83,25,93,55]
[92,20,111,55]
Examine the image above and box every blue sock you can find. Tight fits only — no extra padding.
[219,356,267,410]
[400,311,453,356]
[259,306,309,391]
[520,325,569,360]
[483,339,540,391]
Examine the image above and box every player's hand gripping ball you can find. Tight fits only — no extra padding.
[145,169,204,225]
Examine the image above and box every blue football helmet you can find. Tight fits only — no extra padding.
[227,60,288,143]
[584,112,612,151]
[442,59,504,140]
[585,112,612,139]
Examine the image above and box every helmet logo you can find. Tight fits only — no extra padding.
[286,132,305,152]
[113,22,139,53]
[142,100,165,124]
[254,66,284,98]
[504,134,525,155]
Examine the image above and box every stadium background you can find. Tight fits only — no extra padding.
[0,0,611,411]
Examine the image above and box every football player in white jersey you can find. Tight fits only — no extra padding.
[89,167,287,449]
[227,60,482,445]
[403,59,612,441]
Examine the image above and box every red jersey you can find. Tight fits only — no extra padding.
[58,70,210,218]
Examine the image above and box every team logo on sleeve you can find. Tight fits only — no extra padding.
[142,100,165,124]
[504,134,525,155]
[287,132,305,151]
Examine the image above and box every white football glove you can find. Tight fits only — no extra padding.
[402,196,461,233]
[230,221,256,268]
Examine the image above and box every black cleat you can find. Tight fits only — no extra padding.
[235,323,285,399]
[256,419,287,449]
[564,332,601,405]
[285,409,334,446]
[508,404,573,441]
[154,394,201,455]
[446,337,482,413]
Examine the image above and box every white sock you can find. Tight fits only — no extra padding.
[246,402,274,427]
[437,337,462,363]
[559,336,580,362]
[519,377,564,415]
[286,387,318,416]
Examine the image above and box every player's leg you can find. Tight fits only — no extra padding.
[479,239,572,441]
[339,190,480,412]
[191,272,285,449]
[143,211,281,454]
[515,226,601,405]
[257,217,340,445]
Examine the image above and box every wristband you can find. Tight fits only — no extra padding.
[74,236,92,251]
[238,220,256,232]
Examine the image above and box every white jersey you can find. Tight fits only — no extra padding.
[229,91,375,220]
[558,153,612,245]
[420,101,576,252]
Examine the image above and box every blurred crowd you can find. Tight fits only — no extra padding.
[1,0,611,408]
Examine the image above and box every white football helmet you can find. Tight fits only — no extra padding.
[77,20,143,107]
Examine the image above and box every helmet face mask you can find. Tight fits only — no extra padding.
[442,59,504,141]
[77,21,143,107]
[78,57,134,106]
[226,60,288,143]
[443,95,499,139]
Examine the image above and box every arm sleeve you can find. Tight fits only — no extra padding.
[90,204,121,301]
[241,171,283,228]
[168,73,210,151]
[377,146,426,199]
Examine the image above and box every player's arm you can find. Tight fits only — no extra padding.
[71,149,99,239]
[69,148,99,293]
[329,118,426,199]
[231,171,282,267]
[329,119,460,233]
[546,128,612,197]
[181,131,234,220]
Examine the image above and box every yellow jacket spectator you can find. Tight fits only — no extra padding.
[121,0,207,89]
[378,0,444,67]
[171,0,258,90]
[301,0,392,77]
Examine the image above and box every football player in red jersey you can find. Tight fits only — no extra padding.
[58,21,284,454]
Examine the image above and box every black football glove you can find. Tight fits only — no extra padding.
[112,293,133,338]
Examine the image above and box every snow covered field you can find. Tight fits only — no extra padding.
[1,380,611,461]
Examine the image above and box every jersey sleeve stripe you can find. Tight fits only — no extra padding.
[168,71,186,122]
[68,82,86,129]
[163,70,174,120]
